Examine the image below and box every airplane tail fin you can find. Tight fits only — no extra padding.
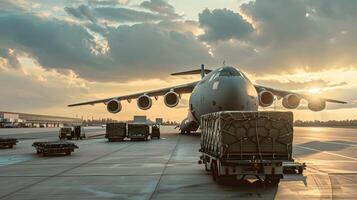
[171,64,212,79]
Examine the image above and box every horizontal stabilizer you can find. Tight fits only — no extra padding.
[171,69,212,76]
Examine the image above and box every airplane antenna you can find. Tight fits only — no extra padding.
[200,64,205,79]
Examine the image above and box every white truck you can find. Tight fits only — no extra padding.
[199,111,305,185]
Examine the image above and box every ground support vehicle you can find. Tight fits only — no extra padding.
[32,141,78,156]
[0,138,18,148]
[151,125,161,139]
[127,123,150,141]
[106,123,126,142]
[199,111,305,185]
[59,126,85,140]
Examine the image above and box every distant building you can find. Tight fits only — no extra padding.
[133,115,147,123]
[0,111,82,128]
[0,112,19,123]
[155,118,163,125]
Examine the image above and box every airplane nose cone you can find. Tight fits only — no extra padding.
[217,77,258,111]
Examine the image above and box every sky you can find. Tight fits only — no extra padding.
[0,0,357,122]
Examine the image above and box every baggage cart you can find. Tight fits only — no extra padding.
[33,141,78,156]
[0,138,18,148]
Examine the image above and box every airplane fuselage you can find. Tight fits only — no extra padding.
[179,66,259,133]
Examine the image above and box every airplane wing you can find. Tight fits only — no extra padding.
[254,85,347,104]
[68,81,199,107]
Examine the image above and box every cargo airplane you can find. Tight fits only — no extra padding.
[68,65,347,134]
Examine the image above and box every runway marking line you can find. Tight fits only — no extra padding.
[296,137,357,147]
[296,145,357,161]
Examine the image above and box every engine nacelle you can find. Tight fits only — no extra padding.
[282,94,301,109]
[106,99,122,114]
[258,90,274,107]
[137,95,152,110]
[164,91,180,107]
[308,99,326,112]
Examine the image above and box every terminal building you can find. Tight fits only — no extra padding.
[0,111,82,128]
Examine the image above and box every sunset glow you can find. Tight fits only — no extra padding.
[0,0,356,122]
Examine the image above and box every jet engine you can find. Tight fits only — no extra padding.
[106,99,122,114]
[164,91,180,107]
[282,94,301,109]
[258,90,274,107]
[137,95,152,110]
[308,99,326,112]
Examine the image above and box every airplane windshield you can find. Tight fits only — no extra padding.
[219,67,241,77]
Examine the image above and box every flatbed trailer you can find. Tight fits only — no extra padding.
[32,141,78,156]
[199,111,305,185]
[0,138,18,148]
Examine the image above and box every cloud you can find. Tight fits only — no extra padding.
[203,0,357,76]
[94,7,167,22]
[140,0,181,19]
[157,20,203,35]
[0,11,213,82]
[88,0,129,6]
[104,23,214,79]
[0,12,106,73]
[256,79,347,91]
[0,48,21,69]
[65,5,97,22]
[198,8,254,41]
[65,4,174,23]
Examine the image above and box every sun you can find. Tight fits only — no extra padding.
[308,88,321,94]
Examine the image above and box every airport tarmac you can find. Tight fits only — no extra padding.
[0,126,357,200]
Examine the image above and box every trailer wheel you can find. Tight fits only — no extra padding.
[298,167,303,174]
[211,160,223,183]
[265,176,280,185]
[211,161,217,181]
[205,161,210,172]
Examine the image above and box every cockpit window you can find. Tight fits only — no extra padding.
[218,67,241,77]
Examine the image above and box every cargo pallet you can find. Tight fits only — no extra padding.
[32,141,78,156]
[106,123,126,142]
[0,138,18,148]
[199,111,306,185]
[127,123,150,141]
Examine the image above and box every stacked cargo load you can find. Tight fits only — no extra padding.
[127,123,150,141]
[106,123,126,142]
[200,111,293,161]
[199,111,302,184]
